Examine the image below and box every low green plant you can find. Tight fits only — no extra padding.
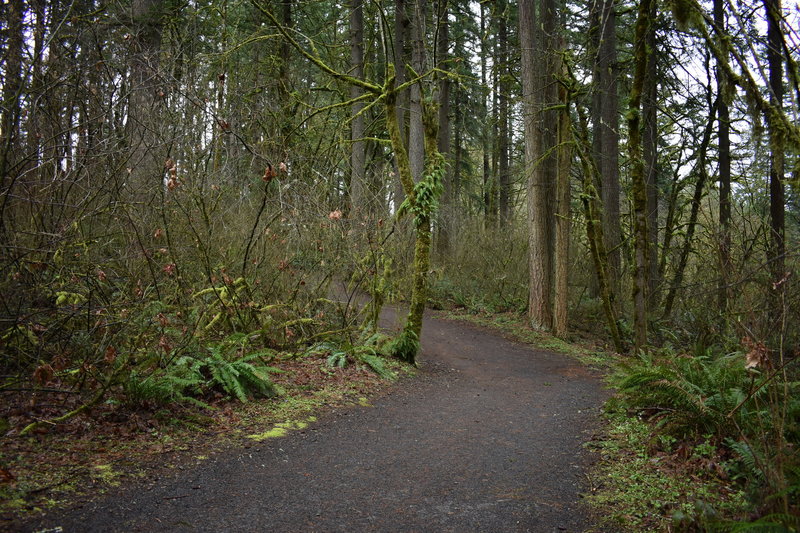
[384,327,420,365]
[307,331,397,380]
[609,347,800,525]
[589,412,750,531]
[614,351,752,438]
[125,333,279,406]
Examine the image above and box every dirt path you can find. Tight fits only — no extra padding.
[23,312,608,532]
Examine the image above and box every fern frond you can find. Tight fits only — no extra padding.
[357,353,396,380]
[384,329,419,363]
[728,440,766,481]
[327,351,348,368]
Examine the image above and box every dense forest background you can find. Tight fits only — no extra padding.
[1,0,799,527]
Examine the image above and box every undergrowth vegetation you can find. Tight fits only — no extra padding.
[1,171,412,435]
[601,345,800,531]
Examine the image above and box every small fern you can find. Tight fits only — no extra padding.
[309,333,397,380]
[201,344,279,402]
[327,350,348,368]
[384,328,419,364]
[124,367,209,408]
[357,352,394,380]
[727,440,766,482]
[124,340,278,407]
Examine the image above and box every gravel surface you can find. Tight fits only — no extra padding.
[22,312,608,533]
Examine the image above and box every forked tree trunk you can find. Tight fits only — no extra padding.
[385,78,442,364]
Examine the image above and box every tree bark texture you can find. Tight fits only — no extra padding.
[643,2,660,310]
[553,50,572,338]
[714,0,732,315]
[349,0,367,217]
[0,0,25,228]
[409,0,427,183]
[574,107,625,352]
[520,0,557,331]
[764,0,785,297]
[627,0,654,351]
[497,0,512,226]
[128,0,165,194]
[436,3,452,253]
[393,0,410,208]
[590,0,621,298]
[480,3,492,224]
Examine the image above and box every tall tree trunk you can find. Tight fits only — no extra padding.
[590,0,621,298]
[497,0,511,226]
[553,46,572,337]
[436,2,452,253]
[393,0,410,209]
[480,3,492,224]
[521,0,557,331]
[714,0,732,315]
[349,0,367,217]
[385,74,443,364]
[128,0,164,194]
[408,0,427,183]
[643,3,660,310]
[488,8,501,226]
[573,105,625,352]
[213,4,229,174]
[0,0,25,235]
[764,0,785,311]
[627,0,655,351]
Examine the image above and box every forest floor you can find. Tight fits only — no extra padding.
[10,309,609,532]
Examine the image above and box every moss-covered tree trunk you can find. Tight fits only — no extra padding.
[573,106,625,353]
[764,0,786,334]
[385,78,442,364]
[627,0,654,352]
